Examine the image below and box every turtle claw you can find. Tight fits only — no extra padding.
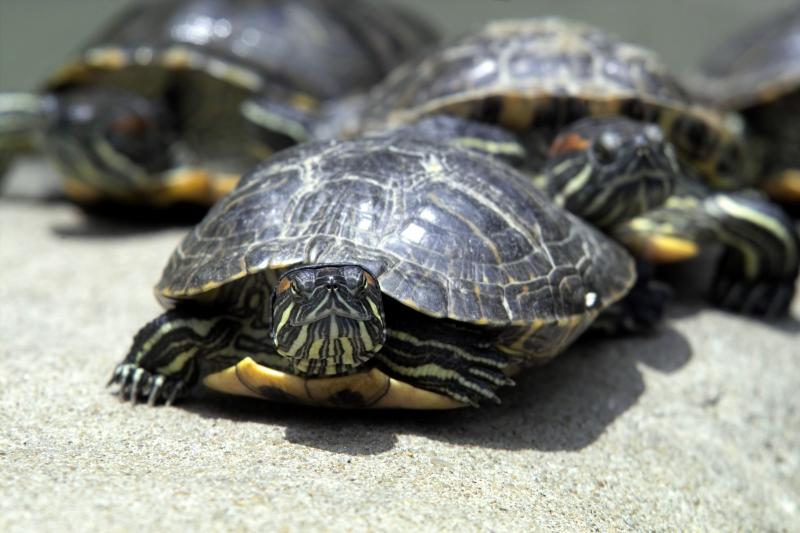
[108,362,188,406]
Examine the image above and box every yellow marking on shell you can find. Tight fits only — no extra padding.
[290,93,319,112]
[499,95,537,130]
[203,357,465,409]
[160,47,195,69]
[133,47,155,66]
[761,170,800,202]
[499,320,544,356]
[453,137,525,157]
[61,177,105,204]
[150,168,240,206]
[85,48,129,69]
[48,61,93,86]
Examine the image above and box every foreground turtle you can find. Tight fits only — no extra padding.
[689,4,800,207]
[108,136,638,408]
[305,18,797,317]
[0,0,437,206]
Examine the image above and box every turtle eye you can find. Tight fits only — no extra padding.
[289,280,302,297]
[288,271,316,297]
[593,132,620,164]
[340,266,367,292]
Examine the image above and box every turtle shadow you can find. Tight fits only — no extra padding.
[50,204,205,239]
[181,324,692,456]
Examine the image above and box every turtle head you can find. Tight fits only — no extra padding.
[45,88,178,200]
[271,265,386,376]
[543,117,681,228]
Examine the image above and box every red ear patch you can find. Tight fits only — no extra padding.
[110,114,148,135]
[276,276,292,295]
[548,132,590,156]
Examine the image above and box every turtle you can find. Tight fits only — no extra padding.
[688,4,800,208]
[107,135,642,408]
[0,0,438,206]
[271,17,797,317]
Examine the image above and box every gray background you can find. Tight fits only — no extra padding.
[1,1,799,531]
[1,0,799,90]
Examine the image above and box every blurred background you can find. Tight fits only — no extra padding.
[0,0,797,91]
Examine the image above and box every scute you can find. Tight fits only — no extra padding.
[157,136,635,325]
[48,0,438,99]
[355,17,723,136]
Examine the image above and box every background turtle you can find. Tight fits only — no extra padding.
[688,4,800,208]
[291,17,797,317]
[108,135,638,408]
[0,0,437,206]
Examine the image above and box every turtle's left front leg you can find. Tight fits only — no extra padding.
[612,180,799,317]
[109,306,245,405]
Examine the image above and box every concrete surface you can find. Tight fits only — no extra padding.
[2,2,800,530]
[1,160,799,531]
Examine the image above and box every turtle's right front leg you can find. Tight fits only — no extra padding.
[109,307,242,405]
[612,181,800,317]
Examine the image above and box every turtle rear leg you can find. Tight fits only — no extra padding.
[109,307,247,405]
[612,181,799,317]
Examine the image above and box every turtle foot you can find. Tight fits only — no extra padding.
[709,276,795,318]
[108,363,188,406]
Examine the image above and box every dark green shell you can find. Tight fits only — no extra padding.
[49,0,438,99]
[157,136,635,327]
[355,18,728,134]
[692,4,800,109]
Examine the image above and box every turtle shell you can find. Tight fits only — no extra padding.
[691,4,800,110]
[351,18,742,186]
[156,136,635,327]
[48,0,438,100]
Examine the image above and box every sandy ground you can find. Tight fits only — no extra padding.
[1,160,798,532]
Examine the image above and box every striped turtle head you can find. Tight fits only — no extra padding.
[271,265,386,377]
[46,88,177,198]
[544,117,681,228]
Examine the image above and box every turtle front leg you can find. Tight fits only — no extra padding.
[109,307,244,405]
[612,180,799,317]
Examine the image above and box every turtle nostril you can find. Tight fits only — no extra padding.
[325,278,338,291]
